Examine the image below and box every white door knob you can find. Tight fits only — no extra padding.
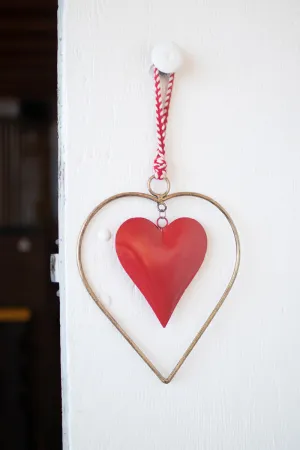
[151,42,183,73]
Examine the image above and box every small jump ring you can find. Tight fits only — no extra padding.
[148,175,171,198]
[156,217,169,229]
[157,203,167,212]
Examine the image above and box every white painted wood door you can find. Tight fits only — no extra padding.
[58,1,300,449]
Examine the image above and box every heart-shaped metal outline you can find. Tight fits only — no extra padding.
[77,191,240,384]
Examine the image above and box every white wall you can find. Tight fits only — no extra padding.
[59,1,300,449]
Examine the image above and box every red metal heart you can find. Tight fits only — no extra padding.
[116,217,207,327]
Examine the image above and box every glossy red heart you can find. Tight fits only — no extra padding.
[116,217,207,327]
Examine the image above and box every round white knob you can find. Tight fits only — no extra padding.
[98,228,112,241]
[151,42,183,74]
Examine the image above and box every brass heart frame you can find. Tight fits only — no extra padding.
[77,190,240,384]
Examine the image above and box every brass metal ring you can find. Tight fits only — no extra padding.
[147,175,171,198]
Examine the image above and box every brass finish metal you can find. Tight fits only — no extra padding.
[77,189,240,384]
[0,307,32,323]
[147,175,171,199]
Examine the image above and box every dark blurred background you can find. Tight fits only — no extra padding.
[0,1,61,449]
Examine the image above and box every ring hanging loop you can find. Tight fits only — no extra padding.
[148,175,171,199]
[157,203,167,212]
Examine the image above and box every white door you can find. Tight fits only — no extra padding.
[58,1,300,449]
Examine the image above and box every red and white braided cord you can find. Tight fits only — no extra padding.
[153,67,175,180]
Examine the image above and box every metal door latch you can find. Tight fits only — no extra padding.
[50,240,60,296]
[50,253,59,283]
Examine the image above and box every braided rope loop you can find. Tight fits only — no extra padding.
[153,67,175,180]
